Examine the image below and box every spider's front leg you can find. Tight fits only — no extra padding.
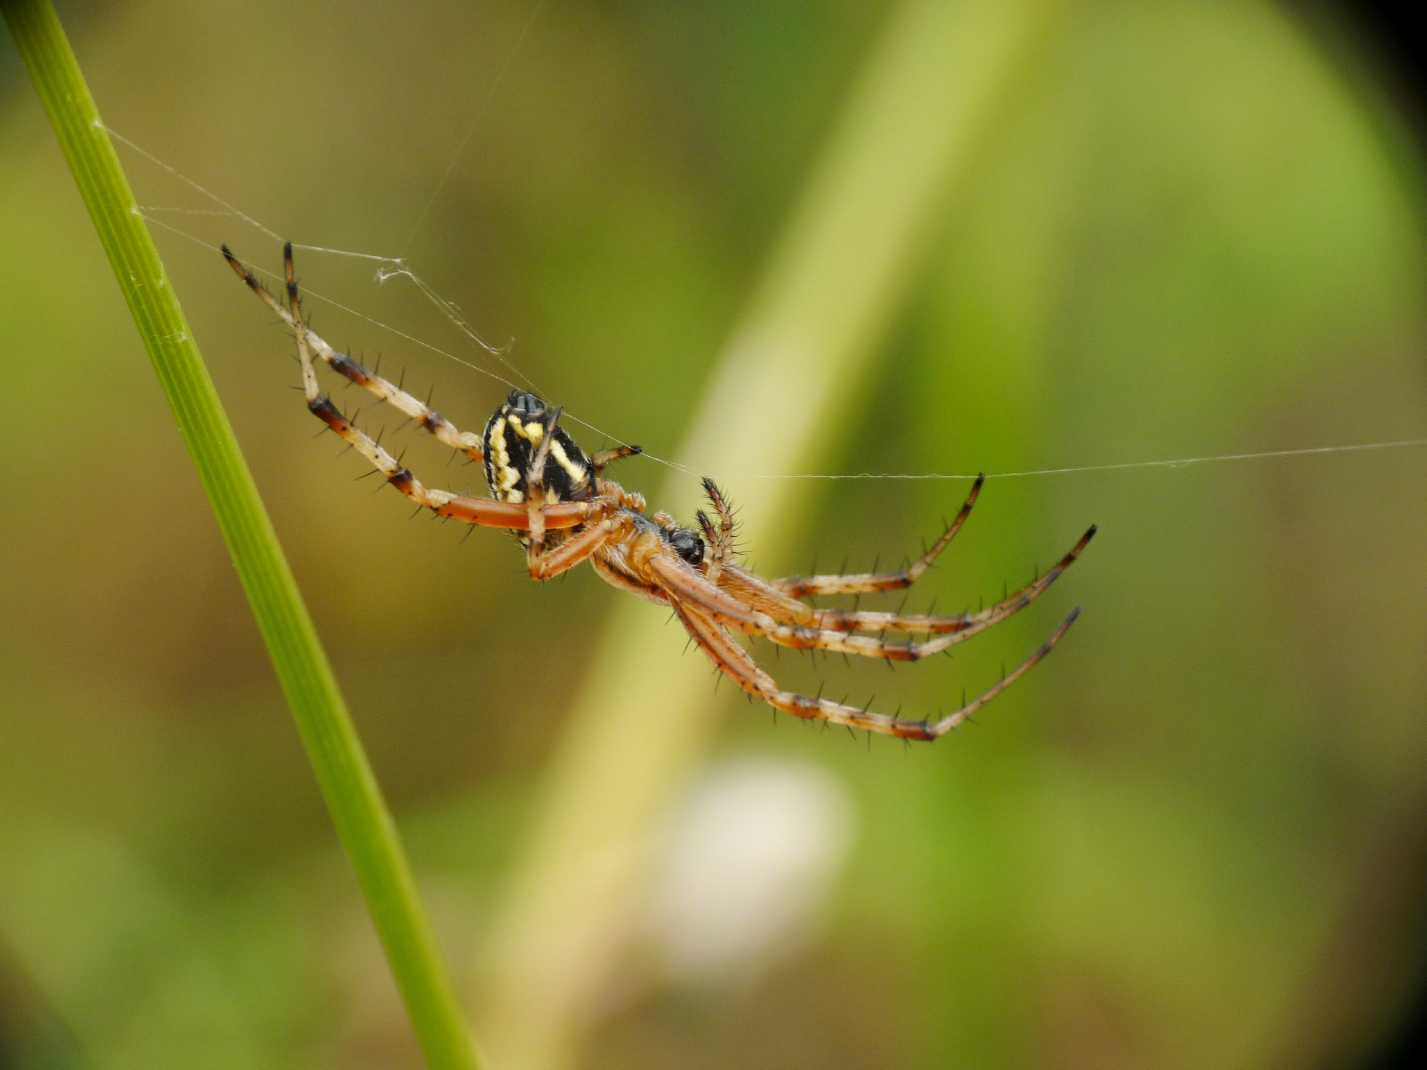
[518,405,631,580]
[695,477,738,586]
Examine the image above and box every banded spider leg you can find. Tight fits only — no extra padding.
[224,242,623,576]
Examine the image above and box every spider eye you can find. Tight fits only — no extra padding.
[669,528,705,566]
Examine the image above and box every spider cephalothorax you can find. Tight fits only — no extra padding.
[224,242,1095,742]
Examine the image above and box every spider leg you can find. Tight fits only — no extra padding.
[527,512,631,580]
[647,553,936,663]
[672,599,1083,741]
[654,527,1091,662]
[524,405,563,557]
[223,243,485,464]
[771,474,985,597]
[719,524,1096,636]
[590,444,642,475]
[697,477,738,585]
[247,241,606,533]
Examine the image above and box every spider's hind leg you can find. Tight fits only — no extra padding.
[772,473,985,598]
[223,243,486,465]
[232,242,599,536]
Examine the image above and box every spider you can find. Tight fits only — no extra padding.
[222,243,1095,742]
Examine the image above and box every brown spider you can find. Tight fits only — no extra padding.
[223,243,1095,742]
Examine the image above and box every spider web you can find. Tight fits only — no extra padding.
[110,119,1426,484]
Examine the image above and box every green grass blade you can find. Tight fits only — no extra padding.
[3,2,479,1065]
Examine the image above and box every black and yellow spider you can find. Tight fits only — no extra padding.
[223,243,1095,741]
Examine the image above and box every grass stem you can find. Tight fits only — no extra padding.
[3,2,479,1065]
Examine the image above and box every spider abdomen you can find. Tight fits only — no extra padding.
[482,389,594,505]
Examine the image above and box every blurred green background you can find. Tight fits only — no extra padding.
[2,2,1425,1067]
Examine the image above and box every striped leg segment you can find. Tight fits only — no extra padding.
[673,599,1084,741]
[590,444,643,475]
[232,241,608,536]
[772,474,985,597]
[651,532,1089,664]
[222,243,485,464]
[718,524,1097,641]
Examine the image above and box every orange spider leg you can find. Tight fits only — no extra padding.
[523,405,564,555]
[719,524,1097,637]
[589,444,643,475]
[647,552,969,664]
[529,513,634,580]
[672,599,1084,741]
[656,521,1091,663]
[772,474,985,597]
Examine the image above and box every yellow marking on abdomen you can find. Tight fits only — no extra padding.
[549,440,587,486]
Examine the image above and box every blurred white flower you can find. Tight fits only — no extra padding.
[646,758,855,987]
